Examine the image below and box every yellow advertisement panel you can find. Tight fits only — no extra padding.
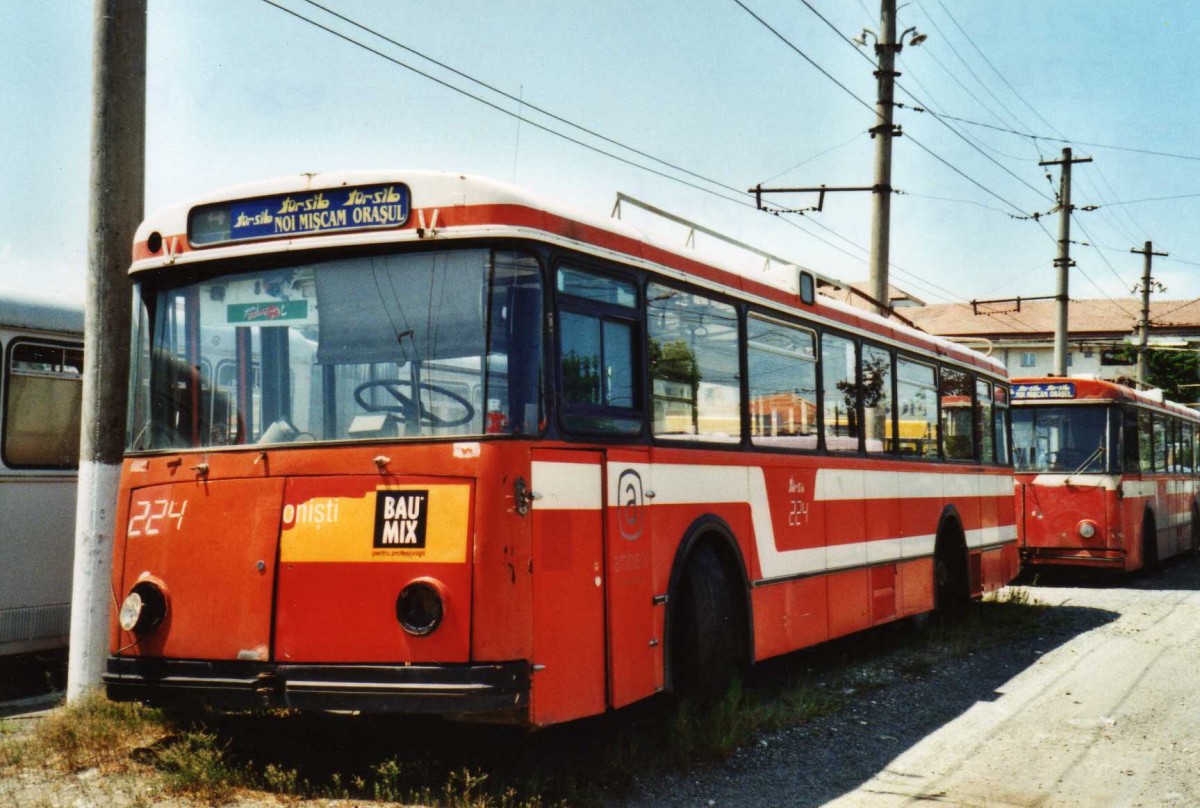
[280,484,471,564]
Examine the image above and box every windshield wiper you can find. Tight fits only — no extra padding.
[1063,445,1105,485]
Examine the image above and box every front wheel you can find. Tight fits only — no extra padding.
[670,543,745,698]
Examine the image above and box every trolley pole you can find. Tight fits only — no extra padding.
[67,0,146,700]
[867,0,899,318]
[1132,241,1168,389]
[1038,148,1091,377]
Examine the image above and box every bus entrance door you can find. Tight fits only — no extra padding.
[530,449,606,724]
[604,450,660,708]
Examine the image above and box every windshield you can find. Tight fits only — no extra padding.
[1012,405,1109,473]
[127,248,543,451]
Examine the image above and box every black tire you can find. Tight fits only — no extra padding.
[934,531,970,622]
[670,542,744,699]
[1142,512,1159,573]
[1190,506,1200,559]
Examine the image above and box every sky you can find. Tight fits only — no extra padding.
[3,0,1199,324]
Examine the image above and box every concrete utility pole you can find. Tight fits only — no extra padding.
[67,0,146,700]
[1038,148,1092,377]
[867,0,899,318]
[1133,241,1168,389]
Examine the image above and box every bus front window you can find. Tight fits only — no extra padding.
[127,248,543,451]
[1011,405,1108,473]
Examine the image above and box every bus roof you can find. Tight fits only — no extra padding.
[0,286,84,334]
[131,170,1006,378]
[1012,376,1200,419]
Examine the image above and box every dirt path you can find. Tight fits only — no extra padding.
[827,569,1200,807]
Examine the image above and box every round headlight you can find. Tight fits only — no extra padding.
[396,581,443,636]
[119,582,167,635]
[1078,521,1098,539]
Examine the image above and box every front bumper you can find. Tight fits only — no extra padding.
[104,656,529,716]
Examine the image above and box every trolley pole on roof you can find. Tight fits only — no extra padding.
[67,0,146,701]
[1132,241,1168,389]
[1039,147,1091,377]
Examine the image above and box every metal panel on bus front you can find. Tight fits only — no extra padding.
[273,475,474,664]
[115,478,284,662]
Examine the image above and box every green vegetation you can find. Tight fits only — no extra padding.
[1,589,1048,806]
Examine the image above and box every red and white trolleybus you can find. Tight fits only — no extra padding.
[1013,376,1200,571]
[105,171,1018,726]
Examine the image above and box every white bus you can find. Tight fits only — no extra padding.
[0,287,84,656]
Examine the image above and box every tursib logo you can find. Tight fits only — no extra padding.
[373,490,429,549]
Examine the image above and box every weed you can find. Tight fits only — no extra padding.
[154,730,243,802]
[31,692,164,772]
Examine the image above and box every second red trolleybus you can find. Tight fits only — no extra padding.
[1013,376,1200,571]
[105,171,1018,726]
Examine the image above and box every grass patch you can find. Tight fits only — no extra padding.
[21,692,163,772]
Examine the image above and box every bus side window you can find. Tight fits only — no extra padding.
[896,358,937,459]
[647,283,740,443]
[976,379,993,463]
[994,385,1010,465]
[1122,408,1139,472]
[821,333,860,452]
[3,342,84,468]
[862,344,893,454]
[939,366,974,461]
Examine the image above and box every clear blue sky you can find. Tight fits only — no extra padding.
[3,0,1198,319]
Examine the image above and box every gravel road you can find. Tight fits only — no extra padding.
[627,558,1200,808]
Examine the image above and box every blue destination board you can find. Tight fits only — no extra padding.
[189,184,410,246]
[1013,382,1076,400]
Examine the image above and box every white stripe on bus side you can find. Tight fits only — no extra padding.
[531,460,1015,580]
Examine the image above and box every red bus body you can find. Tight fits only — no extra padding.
[105,172,1019,726]
[1013,377,1200,571]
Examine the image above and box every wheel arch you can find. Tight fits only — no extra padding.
[663,514,755,689]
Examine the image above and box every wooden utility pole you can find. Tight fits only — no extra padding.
[67,0,146,700]
[1038,148,1092,377]
[1132,241,1168,389]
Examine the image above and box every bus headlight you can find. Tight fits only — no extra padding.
[119,582,167,635]
[1077,520,1098,540]
[396,580,444,636]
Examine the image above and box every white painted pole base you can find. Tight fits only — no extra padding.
[66,460,123,702]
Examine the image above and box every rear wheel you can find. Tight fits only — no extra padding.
[670,542,745,698]
[1190,506,1200,558]
[934,530,969,622]
[1142,512,1159,573]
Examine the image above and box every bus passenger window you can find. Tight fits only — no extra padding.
[976,380,994,462]
[862,344,893,454]
[1138,410,1153,472]
[994,386,1010,465]
[3,343,83,468]
[822,334,859,451]
[747,315,817,450]
[940,367,974,460]
[648,283,740,443]
[897,358,937,459]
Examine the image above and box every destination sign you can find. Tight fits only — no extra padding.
[1013,382,1076,400]
[189,184,411,246]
